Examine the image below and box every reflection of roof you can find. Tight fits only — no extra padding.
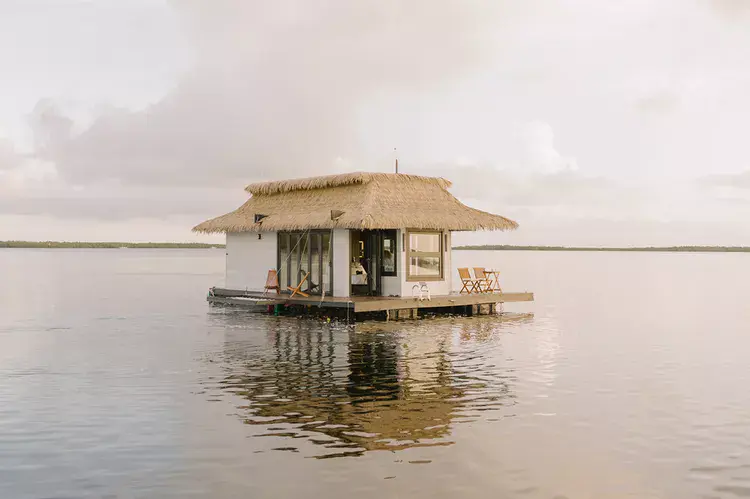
[193,172,518,233]
[340,393,457,449]
[239,383,458,453]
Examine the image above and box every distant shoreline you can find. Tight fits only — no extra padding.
[0,241,225,249]
[454,245,750,253]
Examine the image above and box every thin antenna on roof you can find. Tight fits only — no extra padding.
[394,148,399,174]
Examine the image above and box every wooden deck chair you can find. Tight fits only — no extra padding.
[300,268,319,294]
[263,269,280,294]
[473,267,494,293]
[288,271,310,298]
[458,267,480,294]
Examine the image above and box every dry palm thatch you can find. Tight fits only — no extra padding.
[193,172,518,233]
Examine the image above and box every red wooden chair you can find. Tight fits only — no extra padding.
[264,269,280,294]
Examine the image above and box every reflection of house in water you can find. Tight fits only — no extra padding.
[217,320,514,458]
[341,331,460,453]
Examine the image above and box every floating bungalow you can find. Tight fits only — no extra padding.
[193,172,533,320]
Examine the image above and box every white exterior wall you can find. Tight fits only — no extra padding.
[381,274,402,297]
[332,229,350,297]
[225,231,277,291]
[223,229,454,297]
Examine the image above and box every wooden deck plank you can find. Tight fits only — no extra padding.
[210,288,354,308]
[353,292,534,312]
[207,296,281,310]
[209,287,533,313]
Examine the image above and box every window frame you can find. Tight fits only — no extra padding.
[380,229,398,277]
[405,229,444,282]
[277,230,333,295]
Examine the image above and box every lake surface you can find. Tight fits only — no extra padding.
[1,248,750,498]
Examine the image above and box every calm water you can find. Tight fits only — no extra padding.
[1,249,750,498]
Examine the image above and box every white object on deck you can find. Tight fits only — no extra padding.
[412,282,431,301]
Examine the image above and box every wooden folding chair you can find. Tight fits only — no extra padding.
[303,269,319,294]
[473,267,494,293]
[458,267,480,294]
[288,271,310,298]
[263,269,280,294]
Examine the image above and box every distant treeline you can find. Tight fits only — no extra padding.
[454,245,750,253]
[0,241,225,249]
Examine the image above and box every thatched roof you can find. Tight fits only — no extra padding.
[193,172,518,233]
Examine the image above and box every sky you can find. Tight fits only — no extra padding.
[1,0,750,246]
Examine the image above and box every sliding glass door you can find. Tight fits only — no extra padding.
[321,231,332,294]
[277,231,333,295]
[309,233,320,294]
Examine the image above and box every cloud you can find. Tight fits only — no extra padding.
[457,216,750,247]
[0,214,216,243]
[28,99,75,153]
[634,90,681,114]
[32,0,519,188]
[514,121,578,173]
[708,0,750,19]
[699,171,750,189]
[412,121,590,211]
[422,163,607,209]
[0,137,58,191]
[0,138,22,171]
[0,184,244,221]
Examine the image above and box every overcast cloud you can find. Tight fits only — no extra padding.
[1,0,750,244]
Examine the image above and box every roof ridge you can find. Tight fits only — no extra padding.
[245,171,451,196]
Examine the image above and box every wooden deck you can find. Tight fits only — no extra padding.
[208,287,534,316]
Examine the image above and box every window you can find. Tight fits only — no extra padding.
[381,230,397,277]
[406,230,443,281]
[278,233,289,290]
[277,231,333,295]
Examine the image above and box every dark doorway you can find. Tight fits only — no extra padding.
[350,229,397,297]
